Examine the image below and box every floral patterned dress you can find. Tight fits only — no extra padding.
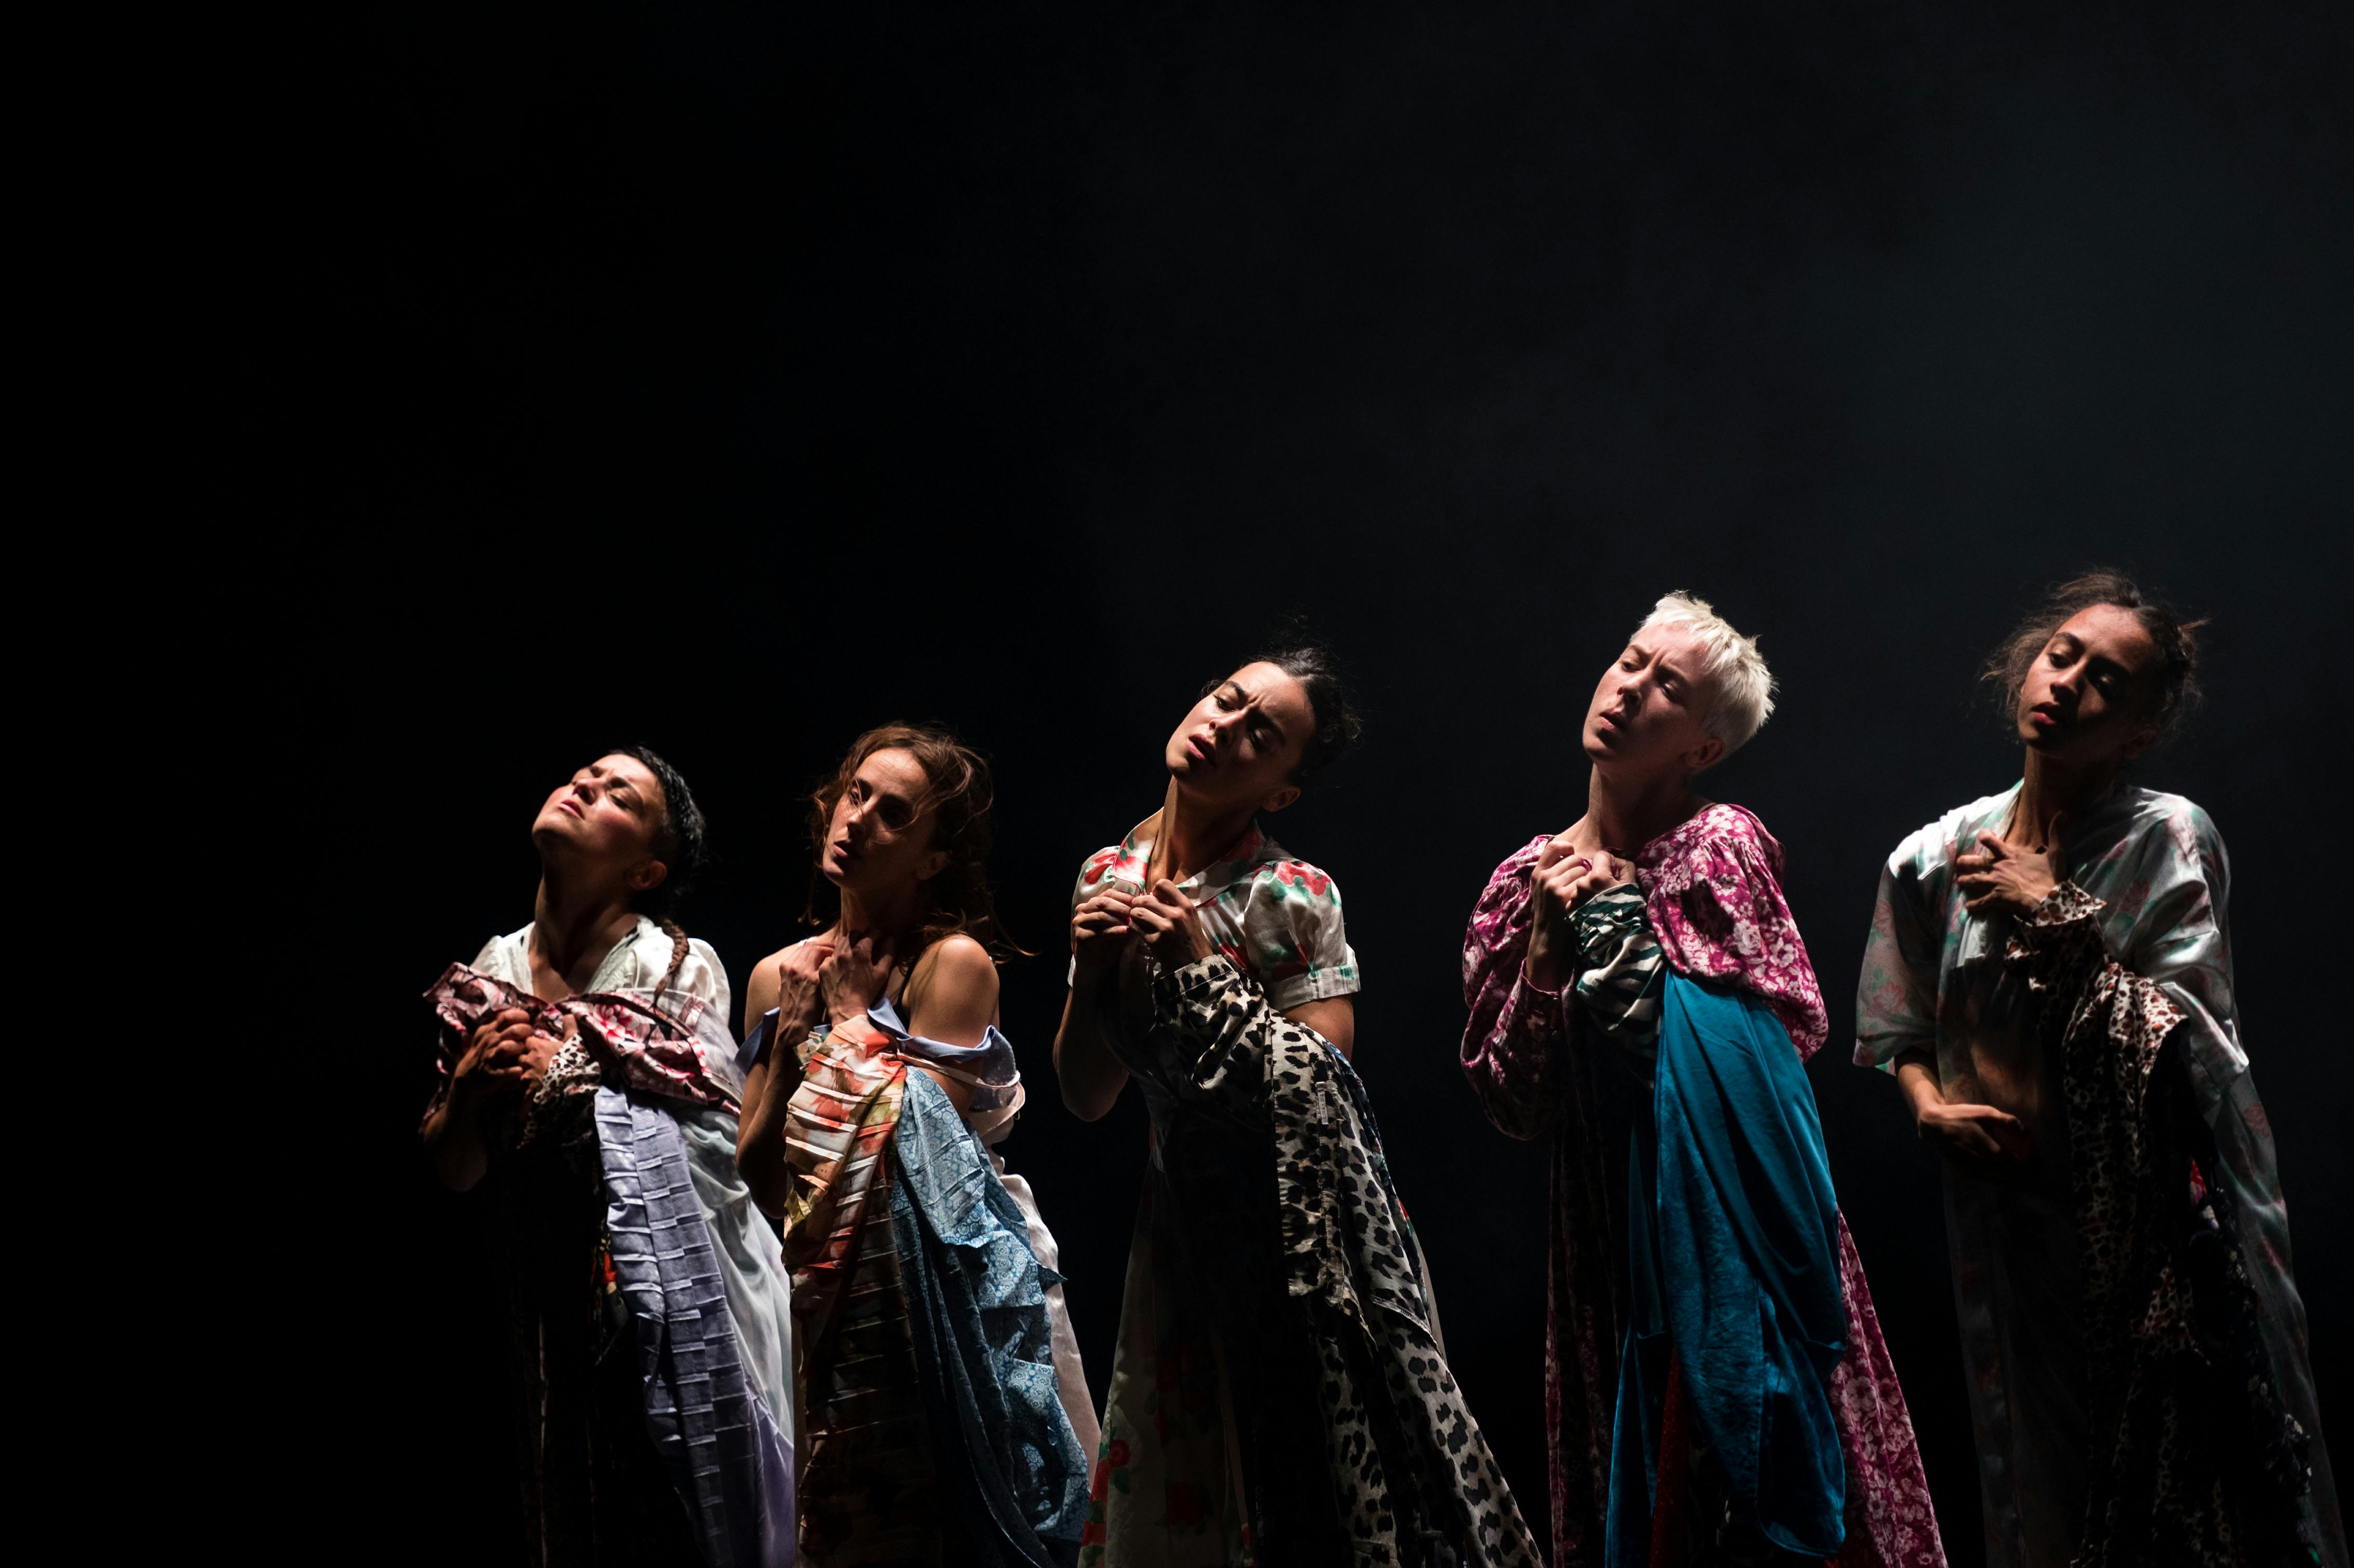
[1072,820,1393,1565]
[1858,783,2345,1568]
[1463,805,1945,1568]
[1064,819,1361,1009]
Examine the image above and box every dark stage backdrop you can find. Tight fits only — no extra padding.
[325,3,2351,1560]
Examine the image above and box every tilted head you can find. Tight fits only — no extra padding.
[805,723,1013,954]
[1164,644,1363,818]
[1984,570,2202,768]
[1583,593,1776,780]
[530,746,707,918]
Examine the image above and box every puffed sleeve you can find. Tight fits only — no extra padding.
[1459,837,1567,1140]
[2117,803,2246,1115]
[1643,806,1830,1058]
[624,927,731,1022]
[1854,835,1943,1071]
[1255,859,1362,1011]
[676,936,731,1020]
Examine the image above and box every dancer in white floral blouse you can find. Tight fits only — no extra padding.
[1056,645,1540,1567]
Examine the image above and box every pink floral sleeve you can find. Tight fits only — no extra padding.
[1634,804,1830,1060]
[1460,835,1569,1140]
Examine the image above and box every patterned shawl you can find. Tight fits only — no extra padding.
[2011,885,2310,1567]
[1152,952,1545,1565]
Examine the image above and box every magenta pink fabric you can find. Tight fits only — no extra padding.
[423,962,737,1123]
[1632,803,1829,1060]
[1462,809,1944,1568]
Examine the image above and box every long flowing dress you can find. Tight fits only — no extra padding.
[1462,805,1944,1568]
[424,917,797,1567]
[1075,821,1541,1566]
[1858,783,2345,1568]
[769,988,1093,1567]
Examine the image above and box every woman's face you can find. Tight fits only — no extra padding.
[2015,604,2162,764]
[1163,661,1314,815]
[820,747,948,897]
[1582,625,1724,778]
[531,754,671,896]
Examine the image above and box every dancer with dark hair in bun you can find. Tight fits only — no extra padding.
[422,748,795,1567]
[1860,572,2343,1568]
[1057,647,1540,1566]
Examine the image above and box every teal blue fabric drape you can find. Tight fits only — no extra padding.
[1606,972,1848,1563]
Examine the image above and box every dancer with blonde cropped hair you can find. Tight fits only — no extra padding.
[1461,595,1944,1567]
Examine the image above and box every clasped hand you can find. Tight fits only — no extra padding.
[1070,881,1212,971]
[1524,835,1632,992]
[454,1005,565,1101]
[1955,816,2067,918]
[774,933,897,1035]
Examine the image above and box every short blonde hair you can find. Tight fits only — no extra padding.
[1636,592,1776,756]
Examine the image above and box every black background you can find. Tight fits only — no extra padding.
[327,3,2352,1559]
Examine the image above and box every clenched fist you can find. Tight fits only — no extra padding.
[1524,833,1632,992]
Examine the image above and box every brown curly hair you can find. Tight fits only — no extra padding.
[1982,569,2207,743]
[801,723,1024,962]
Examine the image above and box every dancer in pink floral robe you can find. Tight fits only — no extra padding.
[1464,803,1944,1568]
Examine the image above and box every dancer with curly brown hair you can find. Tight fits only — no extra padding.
[738,724,1094,1567]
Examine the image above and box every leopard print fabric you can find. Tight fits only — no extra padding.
[519,1037,604,1147]
[1155,953,1544,1566]
[2012,883,2312,1568]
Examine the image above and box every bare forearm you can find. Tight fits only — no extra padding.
[1285,997,1354,1059]
[735,1044,803,1216]
[1892,1051,1944,1118]
[421,1096,489,1192]
[1054,976,1130,1120]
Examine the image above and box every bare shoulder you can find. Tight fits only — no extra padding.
[742,938,816,1026]
[910,932,1000,998]
[904,932,1001,1040]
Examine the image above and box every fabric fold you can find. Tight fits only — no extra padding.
[1606,974,1847,1562]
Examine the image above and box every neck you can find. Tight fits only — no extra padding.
[531,866,643,992]
[1579,762,1697,855]
[1152,778,1259,883]
[2015,749,2118,843]
[835,880,925,946]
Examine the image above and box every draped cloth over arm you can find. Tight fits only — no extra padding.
[1856,785,2343,1568]
[780,1008,1091,1567]
[1076,828,1396,1567]
[1149,952,1544,1566]
[1637,807,1944,1568]
[2011,882,2314,1567]
[425,962,795,1567]
[1460,843,1660,1568]
[1464,819,1939,1568]
[1606,973,1847,1564]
